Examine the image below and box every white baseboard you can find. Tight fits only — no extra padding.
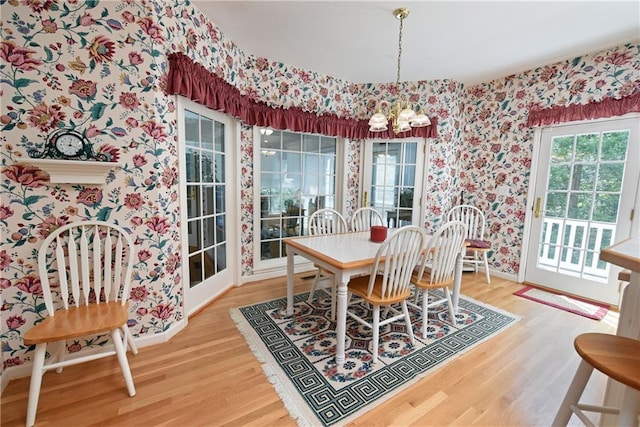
[0,318,187,395]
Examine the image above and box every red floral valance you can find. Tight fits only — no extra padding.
[527,92,640,127]
[166,53,438,139]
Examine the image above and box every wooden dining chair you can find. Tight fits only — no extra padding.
[448,204,491,284]
[552,333,640,426]
[350,207,384,232]
[409,220,467,337]
[306,208,348,319]
[23,221,138,427]
[346,225,426,363]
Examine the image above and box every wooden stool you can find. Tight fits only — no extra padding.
[552,333,640,426]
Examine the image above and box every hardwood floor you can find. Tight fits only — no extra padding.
[1,273,618,426]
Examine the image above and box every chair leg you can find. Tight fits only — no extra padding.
[307,270,322,303]
[372,305,380,364]
[26,343,47,427]
[552,359,594,427]
[53,341,65,374]
[401,301,415,345]
[445,288,456,326]
[483,251,491,284]
[421,289,429,339]
[122,325,139,355]
[111,328,136,397]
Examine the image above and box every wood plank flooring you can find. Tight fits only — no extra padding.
[1,273,618,426]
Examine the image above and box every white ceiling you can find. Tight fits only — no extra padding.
[192,1,639,85]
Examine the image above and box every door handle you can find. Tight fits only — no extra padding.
[534,197,541,218]
[363,191,368,207]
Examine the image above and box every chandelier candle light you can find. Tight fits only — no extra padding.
[368,7,430,134]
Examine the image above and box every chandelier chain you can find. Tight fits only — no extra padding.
[396,15,404,88]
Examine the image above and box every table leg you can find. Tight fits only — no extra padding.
[452,250,463,313]
[335,271,348,364]
[286,244,294,315]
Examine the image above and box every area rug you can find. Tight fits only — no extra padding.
[230,289,520,426]
[514,286,609,320]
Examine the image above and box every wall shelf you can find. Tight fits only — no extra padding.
[27,158,122,184]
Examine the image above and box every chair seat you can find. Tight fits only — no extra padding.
[349,274,411,305]
[410,270,454,290]
[23,302,129,345]
[465,238,491,249]
[575,333,640,391]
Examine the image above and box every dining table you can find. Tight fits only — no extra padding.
[284,230,465,364]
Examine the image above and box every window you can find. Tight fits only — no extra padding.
[255,128,339,264]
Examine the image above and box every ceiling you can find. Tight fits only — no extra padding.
[192,1,639,85]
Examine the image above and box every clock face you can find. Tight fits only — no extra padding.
[55,132,84,157]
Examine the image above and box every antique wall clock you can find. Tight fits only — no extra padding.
[28,128,105,161]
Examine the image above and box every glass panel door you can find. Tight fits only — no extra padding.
[179,99,235,315]
[525,117,639,304]
[255,128,339,268]
[362,139,425,228]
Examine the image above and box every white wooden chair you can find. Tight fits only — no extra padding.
[351,207,384,232]
[409,220,467,338]
[346,226,426,363]
[23,221,138,427]
[307,208,347,318]
[552,333,640,426]
[448,204,491,284]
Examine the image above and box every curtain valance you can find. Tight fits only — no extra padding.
[166,53,438,139]
[527,92,640,127]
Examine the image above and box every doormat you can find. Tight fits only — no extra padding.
[230,289,519,426]
[514,286,609,320]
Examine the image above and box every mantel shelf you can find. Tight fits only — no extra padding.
[27,158,122,184]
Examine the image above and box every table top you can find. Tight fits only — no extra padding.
[600,237,640,273]
[285,230,400,270]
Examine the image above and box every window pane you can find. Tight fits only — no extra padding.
[600,131,628,161]
[571,164,596,191]
[551,136,574,162]
[593,193,619,223]
[282,132,301,151]
[214,122,224,152]
[545,192,566,217]
[201,153,214,183]
[185,110,200,147]
[200,117,213,150]
[596,164,623,192]
[575,133,599,162]
[215,153,225,182]
[548,165,570,191]
[185,148,200,182]
[568,193,591,220]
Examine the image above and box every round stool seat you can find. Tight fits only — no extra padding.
[575,333,640,391]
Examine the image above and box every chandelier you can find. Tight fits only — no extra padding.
[368,8,430,134]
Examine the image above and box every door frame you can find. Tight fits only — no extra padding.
[519,113,640,302]
[176,96,240,316]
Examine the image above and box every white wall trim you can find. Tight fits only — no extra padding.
[1,318,187,395]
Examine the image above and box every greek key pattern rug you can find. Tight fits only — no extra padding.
[230,289,519,426]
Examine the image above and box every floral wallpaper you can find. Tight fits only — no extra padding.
[461,44,640,275]
[1,0,638,375]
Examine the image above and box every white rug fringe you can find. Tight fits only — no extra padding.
[230,309,317,426]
